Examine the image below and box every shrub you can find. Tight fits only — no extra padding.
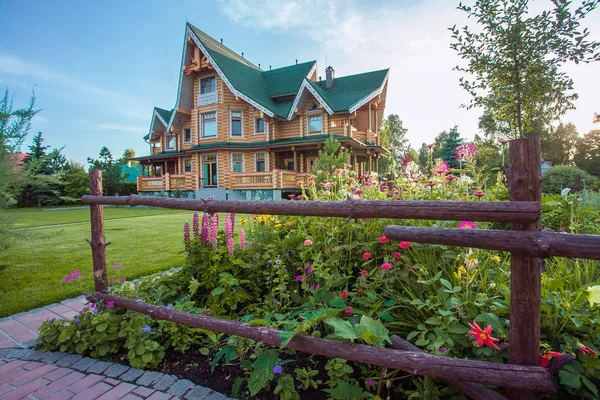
[542,165,598,194]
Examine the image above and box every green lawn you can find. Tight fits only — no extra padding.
[0,208,197,316]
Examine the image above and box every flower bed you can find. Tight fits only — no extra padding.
[38,158,600,399]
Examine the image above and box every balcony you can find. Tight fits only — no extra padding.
[137,173,199,192]
[198,91,218,106]
[230,170,311,190]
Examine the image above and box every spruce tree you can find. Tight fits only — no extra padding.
[311,135,349,182]
[439,126,463,169]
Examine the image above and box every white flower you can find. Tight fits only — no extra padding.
[561,188,571,196]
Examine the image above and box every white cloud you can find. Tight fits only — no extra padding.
[93,123,146,135]
[219,0,600,145]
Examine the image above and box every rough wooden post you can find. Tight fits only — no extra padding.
[507,138,542,400]
[89,170,108,293]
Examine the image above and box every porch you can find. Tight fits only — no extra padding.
[229,170,310,190]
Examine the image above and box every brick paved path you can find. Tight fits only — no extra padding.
[0,348,230,399]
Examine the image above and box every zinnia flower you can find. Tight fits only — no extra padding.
[381,262,393,271]
[399,241,411,249]
[344,306,353,316]
[378,236,389,244]
[355,189,363,195]
[366,379,374,386]
[467,321,501,350]
[360,270,368,276]
[341,290,348,298]
[105,301,115,308]
[459,221,477,230]
[393,252,402,260]
[362,252,371,259]
[119,277,126,282]
[578,343,597,356]
[539,351,564,367]
[473,190,486,198]
[304,239,313,246]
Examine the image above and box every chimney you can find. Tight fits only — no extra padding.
[295,59,298,64]
[220,38,223,44]
[325,66,335,89]
[241,52,244,58]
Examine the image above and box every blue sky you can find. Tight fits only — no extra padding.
[1,0,598,165]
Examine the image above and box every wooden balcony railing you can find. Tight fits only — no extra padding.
[230,172,274,189]
[137,176,167,191]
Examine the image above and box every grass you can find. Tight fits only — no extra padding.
[0,207,199,317]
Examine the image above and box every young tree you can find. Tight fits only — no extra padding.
[574,129,600,177]
[541,122,579,165]
[120,148,138,165]
[439,126,464,169]
[417,143,430,173]
[62,161,89,200]
[378,114,408,175]
[311,135,349,182]
[87,146,124,195]
[450,0,600,138]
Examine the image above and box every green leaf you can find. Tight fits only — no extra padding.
[325,318,358,341]
[355,315,390,347]
[141,353,153,364]
[581,376,598,396]
[199,347,210,356]
[188,278,199,296]
[211,287,225,296]
[425,317,443,325]
[448,323,468,334]
[248,349,278,396]
[440,278,453,290]
[278,331,295,348]
[559,370,581,389]
[323,379,365,399]
[136,343,146,355]
[96,323,108,332]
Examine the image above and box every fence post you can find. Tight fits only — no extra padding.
[507,138,542,400]
[89,170,108,293]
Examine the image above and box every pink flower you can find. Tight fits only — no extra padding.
[192,212,200,238]
[341,290,348,298]
[362,252,371,259]
[344,306,353,316]
[467,321,501,350]
[119,277,126,282]
[381,262,392,271]
[62,276,71,283]
[473,190,486,198]
[366,379,374,386]
[426,143,435,149]
[355,189,363,195]
[378,236,389,244]
[227,237,235,256]
[456,143,476,161]
[239,228,246,250]
[459,221,477,230]
[393,252,402,260]
[109,279,117,284]
[360,270,368,276]
[112,262,121,270]
[295,275,304,281]
[540,351,564,367]
[434,160,449,175]
[578,344,597,356]
[399,241,411,249]
[106,301,115,308]
[304,239,313,246]
[184,222,191,251]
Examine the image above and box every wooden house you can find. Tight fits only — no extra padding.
[134,23,389,200]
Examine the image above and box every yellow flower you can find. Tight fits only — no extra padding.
[240,218,248,225]
[587,285,600,307]
[274,223,282,228]
[491,256,500,263]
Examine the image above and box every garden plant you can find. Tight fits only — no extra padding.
[38,147,600,399]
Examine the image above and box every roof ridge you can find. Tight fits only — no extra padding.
[262,60,316,75]
[187,22,261,71]
[318,68,390,83]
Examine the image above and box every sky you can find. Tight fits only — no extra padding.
[1,0,598,165]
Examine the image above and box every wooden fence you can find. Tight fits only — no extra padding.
[82,138,600,400]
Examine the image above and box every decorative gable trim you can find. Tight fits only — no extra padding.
[154,109,169,127]
[147,108,169,141]
[186,26,275,119]
[286,78,333,120]
[306,62,317,81]
[348,70,389,113]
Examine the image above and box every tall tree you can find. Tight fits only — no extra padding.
[378,114,408,175]
[574,129,600,177]
[0,88,39,153]
[120,148,138,165]
[62,161,89,201]
[417,143,429,173]
[541,122,579,165]
[87,146,124,195]
[450,0,600,138]
[27,132,49,160]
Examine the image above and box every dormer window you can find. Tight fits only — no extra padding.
[166,134,176,150]
[308,102,320,111]
[198,76,218,105]
[307,115,322,135]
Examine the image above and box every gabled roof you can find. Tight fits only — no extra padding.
[155,22,388,136]
[144,107,173,141]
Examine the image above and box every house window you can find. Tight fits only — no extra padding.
[285,159,295,171]
[308,115,322,135]
[184,158,193,173]
[166,134,176,150]
[330,119,343,128]
[255,118,265,134]
[231,153,243,172]
[201,112,217,138]
[231,111,243,137]
[255,152,266,172]
[183,128,192,143]
[199,76,218,105]
[201,76,216,94]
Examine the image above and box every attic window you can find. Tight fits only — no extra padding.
[308,102,320,111]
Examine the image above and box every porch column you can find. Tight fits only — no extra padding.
[368,102,372,142]
[375,155,379,173]
[293,148,298,171]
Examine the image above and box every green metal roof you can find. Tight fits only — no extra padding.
[310,69,389,112]
[120,164,143,183]
[155,107,173,125]
[263,61,316,97]
[133,150,184,161]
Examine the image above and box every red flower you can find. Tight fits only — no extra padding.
[360,270,368,276]
[356,289,363,294]
[379,236,390,244]
[380,263,392,271]
[446,174,457,181]
[467,321,501,350]
[362,252,371,259]
[399,241,411,249]
[356,189,363,195]
[393,252,402,260]
[473,190,486,198]
[539,351,564,367]
[578,344,597,356]
[344,306,353,316]
[341,290,348,298]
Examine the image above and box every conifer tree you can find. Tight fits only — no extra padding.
[311,135,349,182]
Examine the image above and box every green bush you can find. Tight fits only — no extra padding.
[542,165,598,194]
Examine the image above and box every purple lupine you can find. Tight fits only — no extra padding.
[184,222,191,252]
[239,228,246,250]
[224,213,233,239]
[227,236,235,256]
[210,213,219,251]
[201,213,210,245]
[192,212,200,239]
